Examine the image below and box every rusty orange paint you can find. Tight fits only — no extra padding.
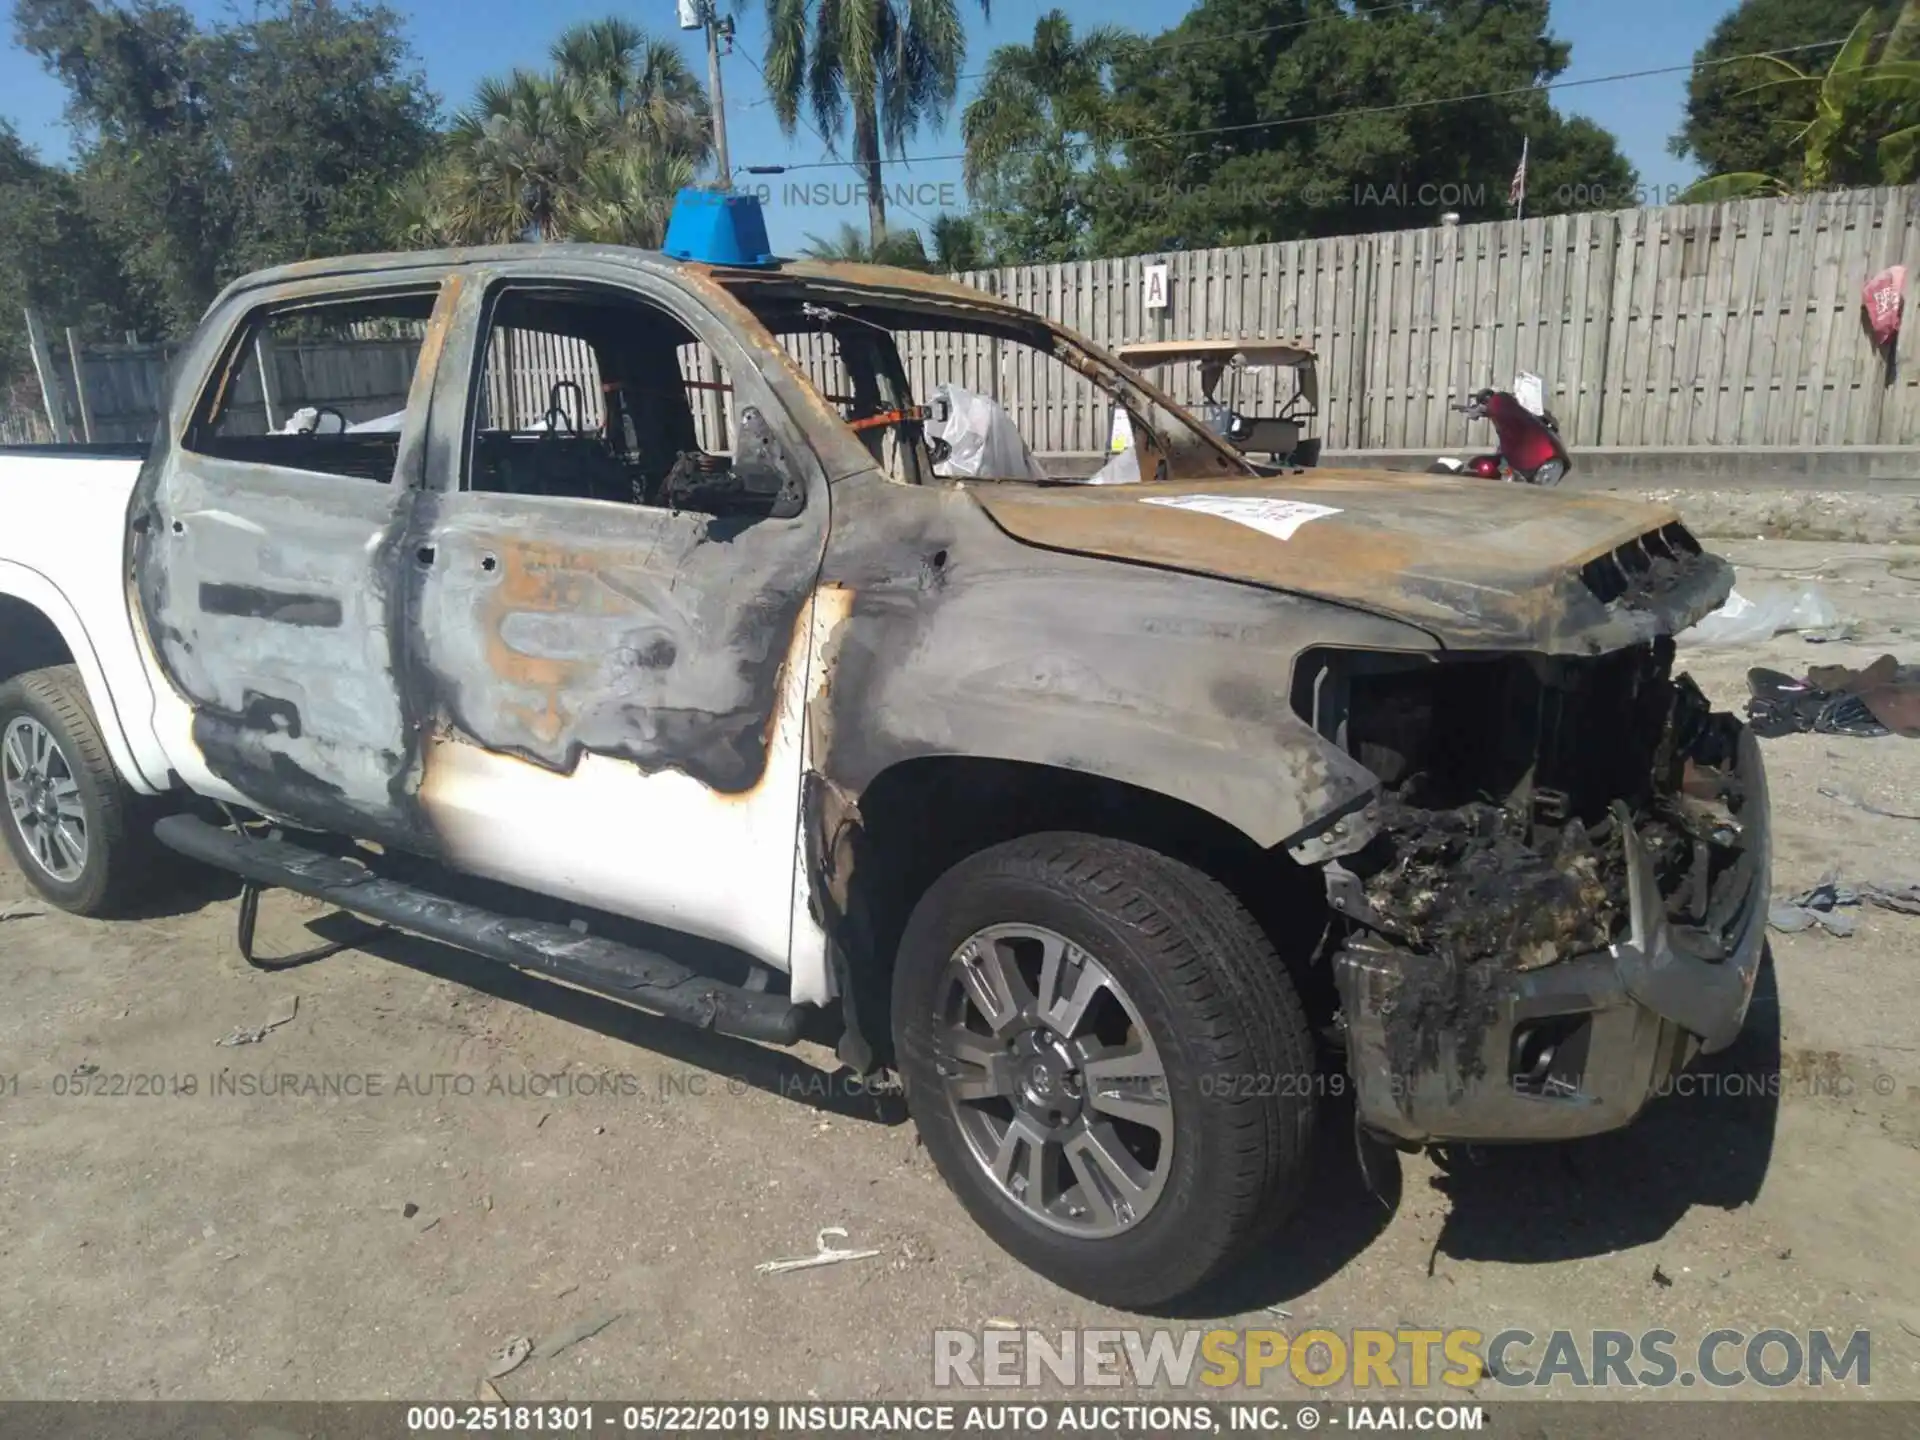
[972,471,1685,640]
[477,536,621,747]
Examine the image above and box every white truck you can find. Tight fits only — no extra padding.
[0,239,1768,1308]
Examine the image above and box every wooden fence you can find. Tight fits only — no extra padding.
[946,185,1919,454]
[16,184,1918,455]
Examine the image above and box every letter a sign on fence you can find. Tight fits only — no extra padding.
[1143,263,1169,312]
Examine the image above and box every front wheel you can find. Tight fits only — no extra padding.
[892,833,1317,1309]
[0,666,151,916]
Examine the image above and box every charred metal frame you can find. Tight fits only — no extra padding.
[123,245,1767,1118]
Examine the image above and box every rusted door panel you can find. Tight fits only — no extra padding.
[408,496,829,968]
[404,263,833,972]
[129,276,457,845]
[413,500,822,786]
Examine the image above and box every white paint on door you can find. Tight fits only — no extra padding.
[416,584,853,1006]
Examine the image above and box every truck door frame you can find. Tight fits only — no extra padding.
[127,265,459,849]
[400,257,840,996]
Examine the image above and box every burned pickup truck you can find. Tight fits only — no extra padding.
[0,203,1764,1309]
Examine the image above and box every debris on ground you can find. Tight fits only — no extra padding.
[1747,655,1920,739]
[1652,1265,1674,1288]
[402,1202,420,1219]
[1806,655,1920,734]
[0,901,41,923]
[1680,584,1842,647]
[485,1336,531,1379]
[1768,870,1920,935]
[1861,879,1920,914]
[1768,896,1857,937]
[754,1227,883,1275]
[213,994,299,1046]
[1819,786,1920,822]
[532,1310,626,1361]
[478,1379,506,1403]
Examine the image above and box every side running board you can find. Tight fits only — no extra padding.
[154,813,809,1046]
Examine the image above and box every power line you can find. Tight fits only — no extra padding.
[731,43,944,234]
[741,33,1856,176]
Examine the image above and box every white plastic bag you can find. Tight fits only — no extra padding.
[1081,445,1141,485]
[1677,584,1841,647]
[928,383,1047,482]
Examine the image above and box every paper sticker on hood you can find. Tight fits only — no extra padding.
[1141,494,1342,541]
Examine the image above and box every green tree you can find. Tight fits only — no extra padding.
[758,0,983,248]
[801,220,932,265]
[402,17,710,246]
[15,0,437,332]
[0,119,156,400]
[1672,0,1870,181]
[961,11,1142,264]
[801,212,984,269]
[927,212,986,271]
[1082,0,1636,255]
[1678,2,1920,198]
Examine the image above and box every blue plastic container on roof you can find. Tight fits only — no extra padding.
[662,187,778,267]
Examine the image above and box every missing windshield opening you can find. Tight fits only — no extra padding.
[717,276,1250,484]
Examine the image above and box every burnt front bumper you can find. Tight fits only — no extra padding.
[1334,725,1770,1146]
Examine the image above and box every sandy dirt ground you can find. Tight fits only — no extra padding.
[1,534,1918,1407]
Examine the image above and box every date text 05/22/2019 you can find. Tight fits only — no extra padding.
[401,1401,1489,1434]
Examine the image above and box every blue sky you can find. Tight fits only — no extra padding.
[0,0,1746,253]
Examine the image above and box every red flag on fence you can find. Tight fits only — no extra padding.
[1863,265,1907,350]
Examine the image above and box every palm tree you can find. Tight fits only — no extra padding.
[959,12,1140,263]
[572,146,701,247]
[1681,0,1920,199]
[446,70,593,243]
[927,211,985,271]
[400,17,711,246]
[801,220,930,266]
[760,0,982,247]
[961,11,1135,204]
[552,17,713,161]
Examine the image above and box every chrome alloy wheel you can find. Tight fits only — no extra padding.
[933,923,1174,1238]
[2,716,87,883]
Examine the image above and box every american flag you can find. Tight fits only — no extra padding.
[1510,136,1530,209]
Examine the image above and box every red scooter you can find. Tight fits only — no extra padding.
[1428,388,1572,486]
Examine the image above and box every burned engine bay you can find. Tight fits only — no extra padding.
[1295,641,1755,1082]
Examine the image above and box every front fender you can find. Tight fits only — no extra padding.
[813,545,1433,852]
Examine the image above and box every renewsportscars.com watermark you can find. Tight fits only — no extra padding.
[933,1327,1871,1391]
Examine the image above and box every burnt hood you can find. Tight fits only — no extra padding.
[968,469,1734,653]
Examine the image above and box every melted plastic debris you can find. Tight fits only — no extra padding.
[1365,800,1627,1082]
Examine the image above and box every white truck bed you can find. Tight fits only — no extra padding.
[0,452,169,792]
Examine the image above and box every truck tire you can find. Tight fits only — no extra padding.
[892,833,1317,1309]
[0,665,149,916]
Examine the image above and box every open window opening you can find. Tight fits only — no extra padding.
[1115,341,1323,469]
[186,289,437,483]
[464,284,802,518]
[719,279,1253,487]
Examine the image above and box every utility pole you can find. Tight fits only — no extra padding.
[683,0,734,187]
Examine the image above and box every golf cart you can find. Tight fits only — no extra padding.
[1116,338,1321,468]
